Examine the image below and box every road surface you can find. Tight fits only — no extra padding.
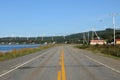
[0,45,120,80]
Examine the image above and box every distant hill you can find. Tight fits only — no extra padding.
[0,28,120,44]
[65,28,120,43]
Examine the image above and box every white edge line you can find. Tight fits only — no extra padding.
[0,52,48,77]
[84,55,120,74]
[10,63,22,69]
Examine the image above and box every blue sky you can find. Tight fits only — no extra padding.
[0,0,120,37]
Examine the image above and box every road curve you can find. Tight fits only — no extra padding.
[0,45,120,80]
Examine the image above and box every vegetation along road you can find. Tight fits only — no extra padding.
[0,45,120,80]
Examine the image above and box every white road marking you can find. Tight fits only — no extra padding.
[11,63,22,69]
[0,51,48,78]
[84,55,120,74]
[0,70,8,75]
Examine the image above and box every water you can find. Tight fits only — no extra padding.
[0,44,40,52]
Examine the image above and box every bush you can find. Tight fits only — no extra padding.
[76,45,120,57]
[0,52,4,57]
[101,46,120,57]
[76,45,90,49]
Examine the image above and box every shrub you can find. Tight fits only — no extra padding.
[76,45,90,49]
[0,52,4,57]
[76,45,120,57]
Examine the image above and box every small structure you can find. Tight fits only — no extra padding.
[44,42,48,45]
[90,40,106,45]
[116,39,120,45]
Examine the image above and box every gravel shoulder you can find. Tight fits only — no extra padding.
[0,47,53,74]
[73,47,120,71]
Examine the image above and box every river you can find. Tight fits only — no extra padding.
[0,44,40,52]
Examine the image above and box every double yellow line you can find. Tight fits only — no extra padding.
[58,50,66,80]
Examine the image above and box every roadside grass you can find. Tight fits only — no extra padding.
[0,45,54,61]
[75,44,120,58]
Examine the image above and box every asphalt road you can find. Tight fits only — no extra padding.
[0,45,120,80]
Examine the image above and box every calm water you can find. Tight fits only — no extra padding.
[0,44,40,52]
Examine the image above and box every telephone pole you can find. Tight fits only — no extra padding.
[52,36,54,41]
[91,27,94,40]
[41,36,44,41]
[88,31,89,44]
[111,13,118,45]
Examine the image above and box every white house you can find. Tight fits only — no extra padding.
[90,40,106,45]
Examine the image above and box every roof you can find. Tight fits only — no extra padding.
[90,40,106,43]
[116,39,120,41]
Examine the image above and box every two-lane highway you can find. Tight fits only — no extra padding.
[0,45,120,80]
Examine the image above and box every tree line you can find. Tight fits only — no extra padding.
[0,28,120,44]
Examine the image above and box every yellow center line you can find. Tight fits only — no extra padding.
[57,50,66,80]
[57,70,61,80]
[61,50,66,80]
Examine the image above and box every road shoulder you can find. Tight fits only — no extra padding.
[72,47,120,72]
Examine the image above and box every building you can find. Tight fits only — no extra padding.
[90,40,106,45]
[116,39,120,45]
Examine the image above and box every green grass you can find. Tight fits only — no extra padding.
[0,45,54,61]
[76,45,89,49]
[76,44,120,58]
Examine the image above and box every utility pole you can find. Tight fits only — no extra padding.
[83,33,88,45]
[52,36,54,41]
[111,13,118,45]
[27,37,29,40]
[91,27,94,40]
[113,14,115,45]
[94,30,100,40]
[41,36,44,41]
[83,33,85,44]
[63,36,66,40]
[88,31,89,44]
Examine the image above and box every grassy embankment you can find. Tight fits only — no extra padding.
[0,45,54,61]
[76,45,120,58]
